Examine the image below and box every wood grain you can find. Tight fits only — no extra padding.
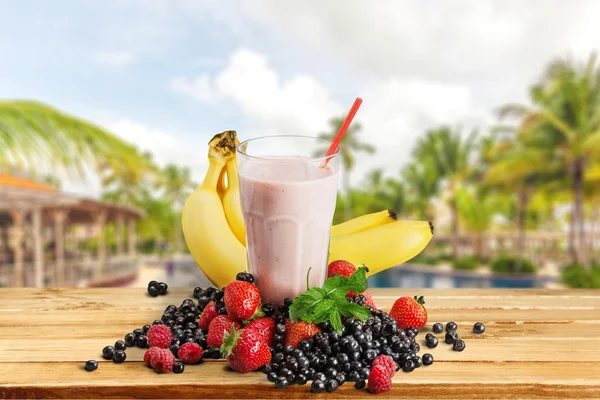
[1,288,599,399]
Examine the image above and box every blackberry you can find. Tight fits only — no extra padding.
[113,350,126,363]
[136,335,148,348]
[275,376,289,389]
[158,282,168,295]
[173,362,184,374]
[473,322,485,334]
[115,340,127,351]
[422,353,434,365]
[311,380,326,393]
[325,379,339,392]
[102,345,115,360]
[84,360,98,371]
[445,331,459,344]
[147,282,160,297]
[446,321,458,332]
[425,333,438,348]
[453,339,466,352]
[355,380,366,389]
[133,328,144,337]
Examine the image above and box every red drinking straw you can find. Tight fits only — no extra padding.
[321,97,363,168]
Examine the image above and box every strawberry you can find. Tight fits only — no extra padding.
[327,260,356,278]
[198,301,219,331]
[220,326,272,373]
[285,320,322,348]
[368,364,393,394]
[207,315,242,348]
[224,281,263,321]
[245,317,276,347]
[389,295,428,330]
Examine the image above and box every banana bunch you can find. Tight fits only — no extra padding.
[182,130,434,288]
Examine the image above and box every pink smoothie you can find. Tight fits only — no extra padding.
[238,156,339,305]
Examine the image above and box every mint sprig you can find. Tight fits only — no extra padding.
[289,266,370,333]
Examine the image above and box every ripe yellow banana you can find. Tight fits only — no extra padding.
[182,131,248,287]
[216,165,227,200]
[222,155,246,246]
[331,209,397,237]
[329,220,434,276]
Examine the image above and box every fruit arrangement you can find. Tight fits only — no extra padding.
[181,130,434,288]
[85,260,486,395]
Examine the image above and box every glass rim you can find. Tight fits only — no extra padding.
[236,134,340,163]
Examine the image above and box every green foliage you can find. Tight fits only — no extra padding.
[452,256,480,270]
[490,256,538,275]
[409,252,440,266]
[561,262,600,288]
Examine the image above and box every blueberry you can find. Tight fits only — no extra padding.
[325,367,337,379]
[148,280,158,287]
[84,360,98,371]
[337,353,349,364]
[299,340,311,352]
[473,322,485,334]
[193,287,202,298]
[410,342,420,353]
[364,349,377,361]
[152,320,162,325]
[422,353,434,365]
[314,372,326,382]
[413,356,423,368]
[295,373,308,385]
[355,380,366,389]
[267,372,278,382]
[147,283,160,297]
[402,359,415,372]
[348,370,360,382]
[275,376,289,389]
[432,323,444,334]
[173,362,184,374]
[425,333,438,348]
[445,331,459,344]
[325,379,339,392]
[102,345,115,360]
[273,352,284,363]
[297,356,309,370]
[359,367,370,380]
[453,339,466,352]
[446,321,458,332]
[136,335,148,348]
[169,344,180,357]
[326,357,339,369]
[115,340,127,351]
[283,298,293,307]
[311,380,326,393]
[142,325,151,334]
[113,350,126,363]
[335,372,346,385]
[262,303,275,317]
[284,345,294,354]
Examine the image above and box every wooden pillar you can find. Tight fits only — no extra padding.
[53,209,68,286]
[95,210,107,277]
[32,207,43,288]
[116,214,124,257]
[128,219,136,260]
[9,210,27,287]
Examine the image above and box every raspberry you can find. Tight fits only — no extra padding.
[144,347,162,367]
[372,355,396,376]
[198,301,219,331]
[151,348,175,373]
[368,364,392,394]
[147,325,172,348]
[178,342,204,364]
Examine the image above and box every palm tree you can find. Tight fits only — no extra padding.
[314,117,375,220]
[360,169,406,215]
[100,151,158,207]
[402,159,439,220]
[412,126,478,257]
[155,164,197,251]
[498,53,600,268]
[0,100,146,180]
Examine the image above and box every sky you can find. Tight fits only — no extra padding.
[1,0,599,196]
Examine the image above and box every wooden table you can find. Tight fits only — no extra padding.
[1,288,599,399]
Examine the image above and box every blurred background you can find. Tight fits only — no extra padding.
[1,0,599,290]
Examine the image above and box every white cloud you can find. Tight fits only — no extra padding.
[90,50,136,67]
[171,48,490,186]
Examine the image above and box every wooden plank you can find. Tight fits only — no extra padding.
[1,362,599,399]
[0,337,598,363]
[3,321,597,340]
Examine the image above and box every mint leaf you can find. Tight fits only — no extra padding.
[323,274,349,300]
[337,300,370,322]
[328,309,343,332]
[289,288,326,322]
[347,266,368,294]
[301,298,335,323]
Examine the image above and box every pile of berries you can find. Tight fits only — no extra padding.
[147,280,168,297]
[83,264,486,396]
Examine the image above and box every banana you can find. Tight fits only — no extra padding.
[331,209,397,237]
[222,154,246,246]
[182,131,248,288]
[216,165,227,200]
[329,220,434,276]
